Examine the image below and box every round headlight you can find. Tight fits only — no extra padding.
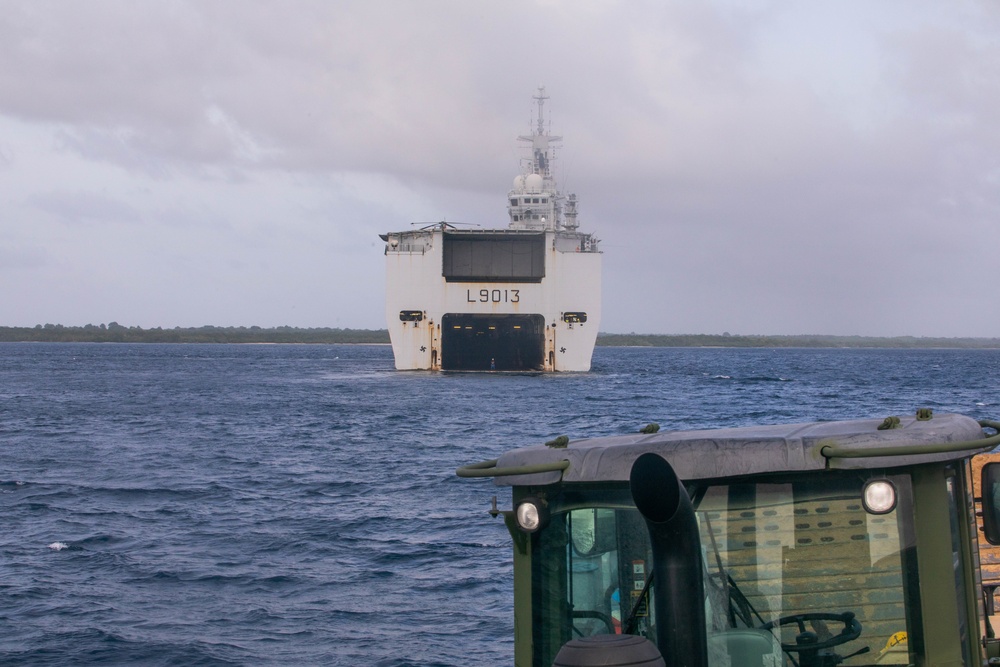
[517,502,541,532]
[515,499,548,533]
[863,480,897,514]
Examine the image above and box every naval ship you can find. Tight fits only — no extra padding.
[380,88,601,372]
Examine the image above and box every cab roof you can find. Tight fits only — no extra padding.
[492,413,987,487]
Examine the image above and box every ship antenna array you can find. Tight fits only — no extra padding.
[534,86,548,137]
[518,86,561,181]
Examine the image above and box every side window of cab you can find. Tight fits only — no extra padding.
[982,462,1000,545]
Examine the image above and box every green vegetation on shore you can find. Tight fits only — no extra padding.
[0,323,388,344]
[595,333,1000,349]
[1,324,998,348]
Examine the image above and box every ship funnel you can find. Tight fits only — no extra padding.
[629,453,708,667]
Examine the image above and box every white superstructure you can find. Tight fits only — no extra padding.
[381,88,601,371]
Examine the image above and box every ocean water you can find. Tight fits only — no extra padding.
[1,343,999,666]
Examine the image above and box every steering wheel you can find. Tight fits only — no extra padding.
[759,612,862,652]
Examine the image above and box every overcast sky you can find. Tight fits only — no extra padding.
[2,1,998,336]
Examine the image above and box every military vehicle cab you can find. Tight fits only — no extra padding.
[459,412,1000,667]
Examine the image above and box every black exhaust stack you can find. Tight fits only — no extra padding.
[630,452,708,667]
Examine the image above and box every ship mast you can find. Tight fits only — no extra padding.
[535,88,546,136]
[517,87,561,182]
[508,87,573,232]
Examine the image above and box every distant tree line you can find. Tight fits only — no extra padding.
[1,324,998,348]
[595,333,1000,349]
[0,323,390,344]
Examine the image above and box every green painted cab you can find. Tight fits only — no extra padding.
[460,412,1000,667]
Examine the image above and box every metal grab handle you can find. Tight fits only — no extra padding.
[455,458,570,478]
[821,419,1000,459]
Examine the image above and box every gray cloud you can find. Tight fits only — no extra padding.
[28,190,142,225]
[0,0,998,335]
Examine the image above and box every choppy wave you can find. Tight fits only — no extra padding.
[1,343,999,665]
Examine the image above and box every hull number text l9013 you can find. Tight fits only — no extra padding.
[467,289,520,303]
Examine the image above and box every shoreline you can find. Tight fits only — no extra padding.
[2,326,999,349]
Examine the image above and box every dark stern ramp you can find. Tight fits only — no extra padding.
[441,314,545,371]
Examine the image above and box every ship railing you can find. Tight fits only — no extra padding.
[387,244,429,255]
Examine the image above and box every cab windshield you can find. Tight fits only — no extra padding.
[530,473,924,667]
